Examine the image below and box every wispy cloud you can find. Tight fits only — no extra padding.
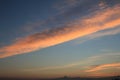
[24,62,82,71]
[85,71,118,77]
[23,53,120,71]
[53,0,82,12]
[89,27,120,39]
[75,27,120,44]
[86,63,120,72]
[0,4,120,58]
[98,1,107,9]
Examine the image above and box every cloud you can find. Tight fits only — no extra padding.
[89,27,120,39]
[87,52,120,60]
[86,63,120,72]
[98,1,108,9]
[24,62,82,71]
[85,72,118,77]
[0,4,120,58]
[75,26,120,44]
[53,0,82,11]
[23,53,120,71]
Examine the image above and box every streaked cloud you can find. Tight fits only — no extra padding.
[54,0,82,12]
[90,27,120,38]
[75,26,120,44]
[86,63,120,72]
[87,53,120,60]
[98,1,107,9]
[0,4,120,58]
[23,53,120,71]
[24,62,82,71]
[86,72,118,77]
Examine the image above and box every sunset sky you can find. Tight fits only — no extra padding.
[0,0,120,79]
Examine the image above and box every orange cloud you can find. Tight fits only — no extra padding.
[0,4,120,58]
[86,63,120,72]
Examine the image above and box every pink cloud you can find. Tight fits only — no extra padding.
[0,4,120,58]
[86,63,120,72]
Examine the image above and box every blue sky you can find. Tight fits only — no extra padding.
[0,0,120,78]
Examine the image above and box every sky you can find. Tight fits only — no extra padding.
[0,0,120,79]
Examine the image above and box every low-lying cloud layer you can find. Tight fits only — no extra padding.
[0,4,120,58]
[23,53,120,72]
[86,63,120,72]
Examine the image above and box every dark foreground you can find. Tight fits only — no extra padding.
[0,76,120,80]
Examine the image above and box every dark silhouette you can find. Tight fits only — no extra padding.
[0,76,120,80]
[112,76,120,80]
